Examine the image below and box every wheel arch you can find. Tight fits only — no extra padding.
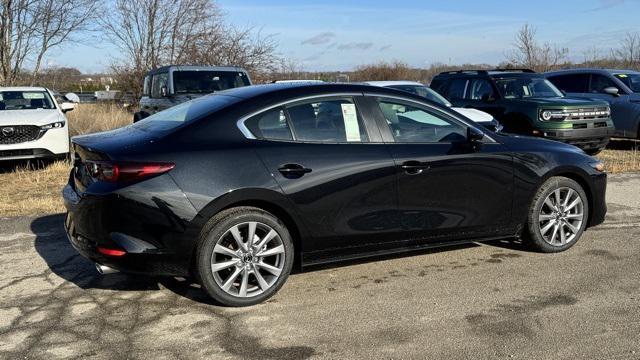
[538,167,595,227]
[190,188,307,272]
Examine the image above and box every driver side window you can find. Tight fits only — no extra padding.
[378,100,466,143]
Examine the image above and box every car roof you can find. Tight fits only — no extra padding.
[545,68,640,76]
[434,71,543,80]
[146,65,248,76]
[361,81,425,87]
[0,86,49,92]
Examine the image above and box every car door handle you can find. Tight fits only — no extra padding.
[278,164,312,178]
[400,161,429,175]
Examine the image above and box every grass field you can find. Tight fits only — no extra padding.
[0,104,639,217]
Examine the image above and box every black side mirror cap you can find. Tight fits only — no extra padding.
[467,126,485,142]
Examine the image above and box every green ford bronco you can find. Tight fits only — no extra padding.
[430,69,614,155]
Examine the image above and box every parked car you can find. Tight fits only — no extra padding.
[362,81,503,132]
[63,83,607,306]
[430,69,615,155]
[545,68,640,139]
[0,87,75,161]
[133,65,252,122]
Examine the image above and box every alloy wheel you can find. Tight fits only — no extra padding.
[538,187,585,246]
[210,221,285,298]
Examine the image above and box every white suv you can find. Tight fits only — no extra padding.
[362,81,503,132]
[0,87,74,161]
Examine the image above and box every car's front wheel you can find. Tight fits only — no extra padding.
[195,207,294,306]
[525,176,589,252]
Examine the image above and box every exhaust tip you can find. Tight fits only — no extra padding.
[95,263,118,275]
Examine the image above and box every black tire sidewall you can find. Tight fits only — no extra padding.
[196,208,294,307]
[526,177,589,253]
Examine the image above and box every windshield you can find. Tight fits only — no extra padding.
[0,91,55,111]
[388,85,452,107]
[494,77,564,99]
[173,71,250,94]
[614,73,640,92]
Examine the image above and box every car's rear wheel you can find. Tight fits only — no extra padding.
[195,207,294,306]
[525,177,589,252]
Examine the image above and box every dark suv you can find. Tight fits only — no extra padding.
[431,69,614,154]
[133,65,251,122]
[545,68,640,139]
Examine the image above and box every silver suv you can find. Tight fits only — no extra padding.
[133,65,252,122]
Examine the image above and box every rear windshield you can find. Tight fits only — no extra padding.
[173,71,250,94]
[614,73,640,92]
[132,94,236,133]
[0,91,55,110]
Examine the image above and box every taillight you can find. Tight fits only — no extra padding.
[86,161,175,183]
[97,247,126,256]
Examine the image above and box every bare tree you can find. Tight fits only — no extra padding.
[614,32,640,68]
[506,24,568,72]
[103,0,282,96]
[29,0,101,85]
[0,0,39,85]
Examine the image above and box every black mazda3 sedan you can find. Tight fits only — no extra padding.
[63,83,607,306]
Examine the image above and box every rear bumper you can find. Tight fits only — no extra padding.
[62,174,199,276]
[543,127,614,151]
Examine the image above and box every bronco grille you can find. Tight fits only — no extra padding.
[541,107,610,121]
[0,125,44,145]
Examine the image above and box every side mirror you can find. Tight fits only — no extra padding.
[60,102,75,113]
[161,85,168,97]
[603,87,620,97]
[467,126,485,143]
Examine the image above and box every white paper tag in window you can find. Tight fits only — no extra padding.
[341,103,361,142]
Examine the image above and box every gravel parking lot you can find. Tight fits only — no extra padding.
[1,173,639,359]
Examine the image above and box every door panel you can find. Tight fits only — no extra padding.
[389,143,514,240]
[373,97,515,242]
[256,142,399,253]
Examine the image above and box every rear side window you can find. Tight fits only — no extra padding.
[548,74,589,93]
[247,107,293,141]
[285,98,369,143]
[446,79,468,100]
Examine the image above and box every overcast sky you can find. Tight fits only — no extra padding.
[49,0,640,73]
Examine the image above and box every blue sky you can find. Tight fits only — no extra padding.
[50,0,640,73]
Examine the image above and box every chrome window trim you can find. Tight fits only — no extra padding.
[236,92,364,140]
[363,92,497,143]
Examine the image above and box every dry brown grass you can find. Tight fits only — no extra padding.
[597,139,640,173]
[66,103,132,137]
[0,161,70,217]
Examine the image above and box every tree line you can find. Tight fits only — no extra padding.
[0,0,283,97]
[2,2,640,94]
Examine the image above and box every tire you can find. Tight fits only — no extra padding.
[524,176,589,253]
[195,206,294,307]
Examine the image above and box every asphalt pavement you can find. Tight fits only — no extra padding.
[1,173,639,359]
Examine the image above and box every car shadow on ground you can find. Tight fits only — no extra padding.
[31,213,532,306]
